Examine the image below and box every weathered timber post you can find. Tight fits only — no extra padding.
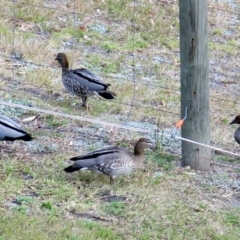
[179,0,211,170]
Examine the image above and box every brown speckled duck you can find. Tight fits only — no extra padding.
[64,138,155,185]
[0,114,32,141]
[230,115,240,144]
[55,53,116,107]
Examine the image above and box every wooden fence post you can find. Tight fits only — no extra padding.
[179,0,211,170]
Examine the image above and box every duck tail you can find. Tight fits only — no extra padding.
[20,134,33,141]
[4,133,33,141]
[98,90,116,99]
[64,165,81,173]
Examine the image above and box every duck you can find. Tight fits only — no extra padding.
[64,137,155,185]
[230,115,240,144]
[54,53,116,108]
[0,114,32,141]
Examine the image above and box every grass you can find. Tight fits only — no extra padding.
[0,151,240,239]
[0,0,240,239]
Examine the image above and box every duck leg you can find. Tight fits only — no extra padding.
[110,176,114,185]
[81,96,87,108]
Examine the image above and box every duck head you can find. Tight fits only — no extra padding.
[134,138,155,155]
[230,115,240,125]
[55,53,69,69]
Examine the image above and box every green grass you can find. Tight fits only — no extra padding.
[0,150,240,239]
[0,0,240,239]
[0,154,240,239]
[101,41,121,52]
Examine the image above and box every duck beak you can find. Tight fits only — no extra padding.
[230,119,237,125]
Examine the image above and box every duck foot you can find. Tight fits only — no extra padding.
[80,102,91,113]
[80,104,87,108]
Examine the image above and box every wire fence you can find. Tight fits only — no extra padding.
[0,0,240,167]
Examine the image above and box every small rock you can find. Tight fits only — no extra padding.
[10,50,23,60]
[90,24,107,34]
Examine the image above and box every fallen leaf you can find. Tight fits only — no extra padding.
[150,18,155,27]
[161,100,165,107]
[79,25,87,31]
[22,116,37,123]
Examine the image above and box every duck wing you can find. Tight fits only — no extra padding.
[65,148,130,173]
[73,68,110,88]
[70,146,124,161]
[0,115,32,141]
[0,114,21,129]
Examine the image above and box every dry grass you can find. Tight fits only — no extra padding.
[0,0,240,239]
[0,0,183,124]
